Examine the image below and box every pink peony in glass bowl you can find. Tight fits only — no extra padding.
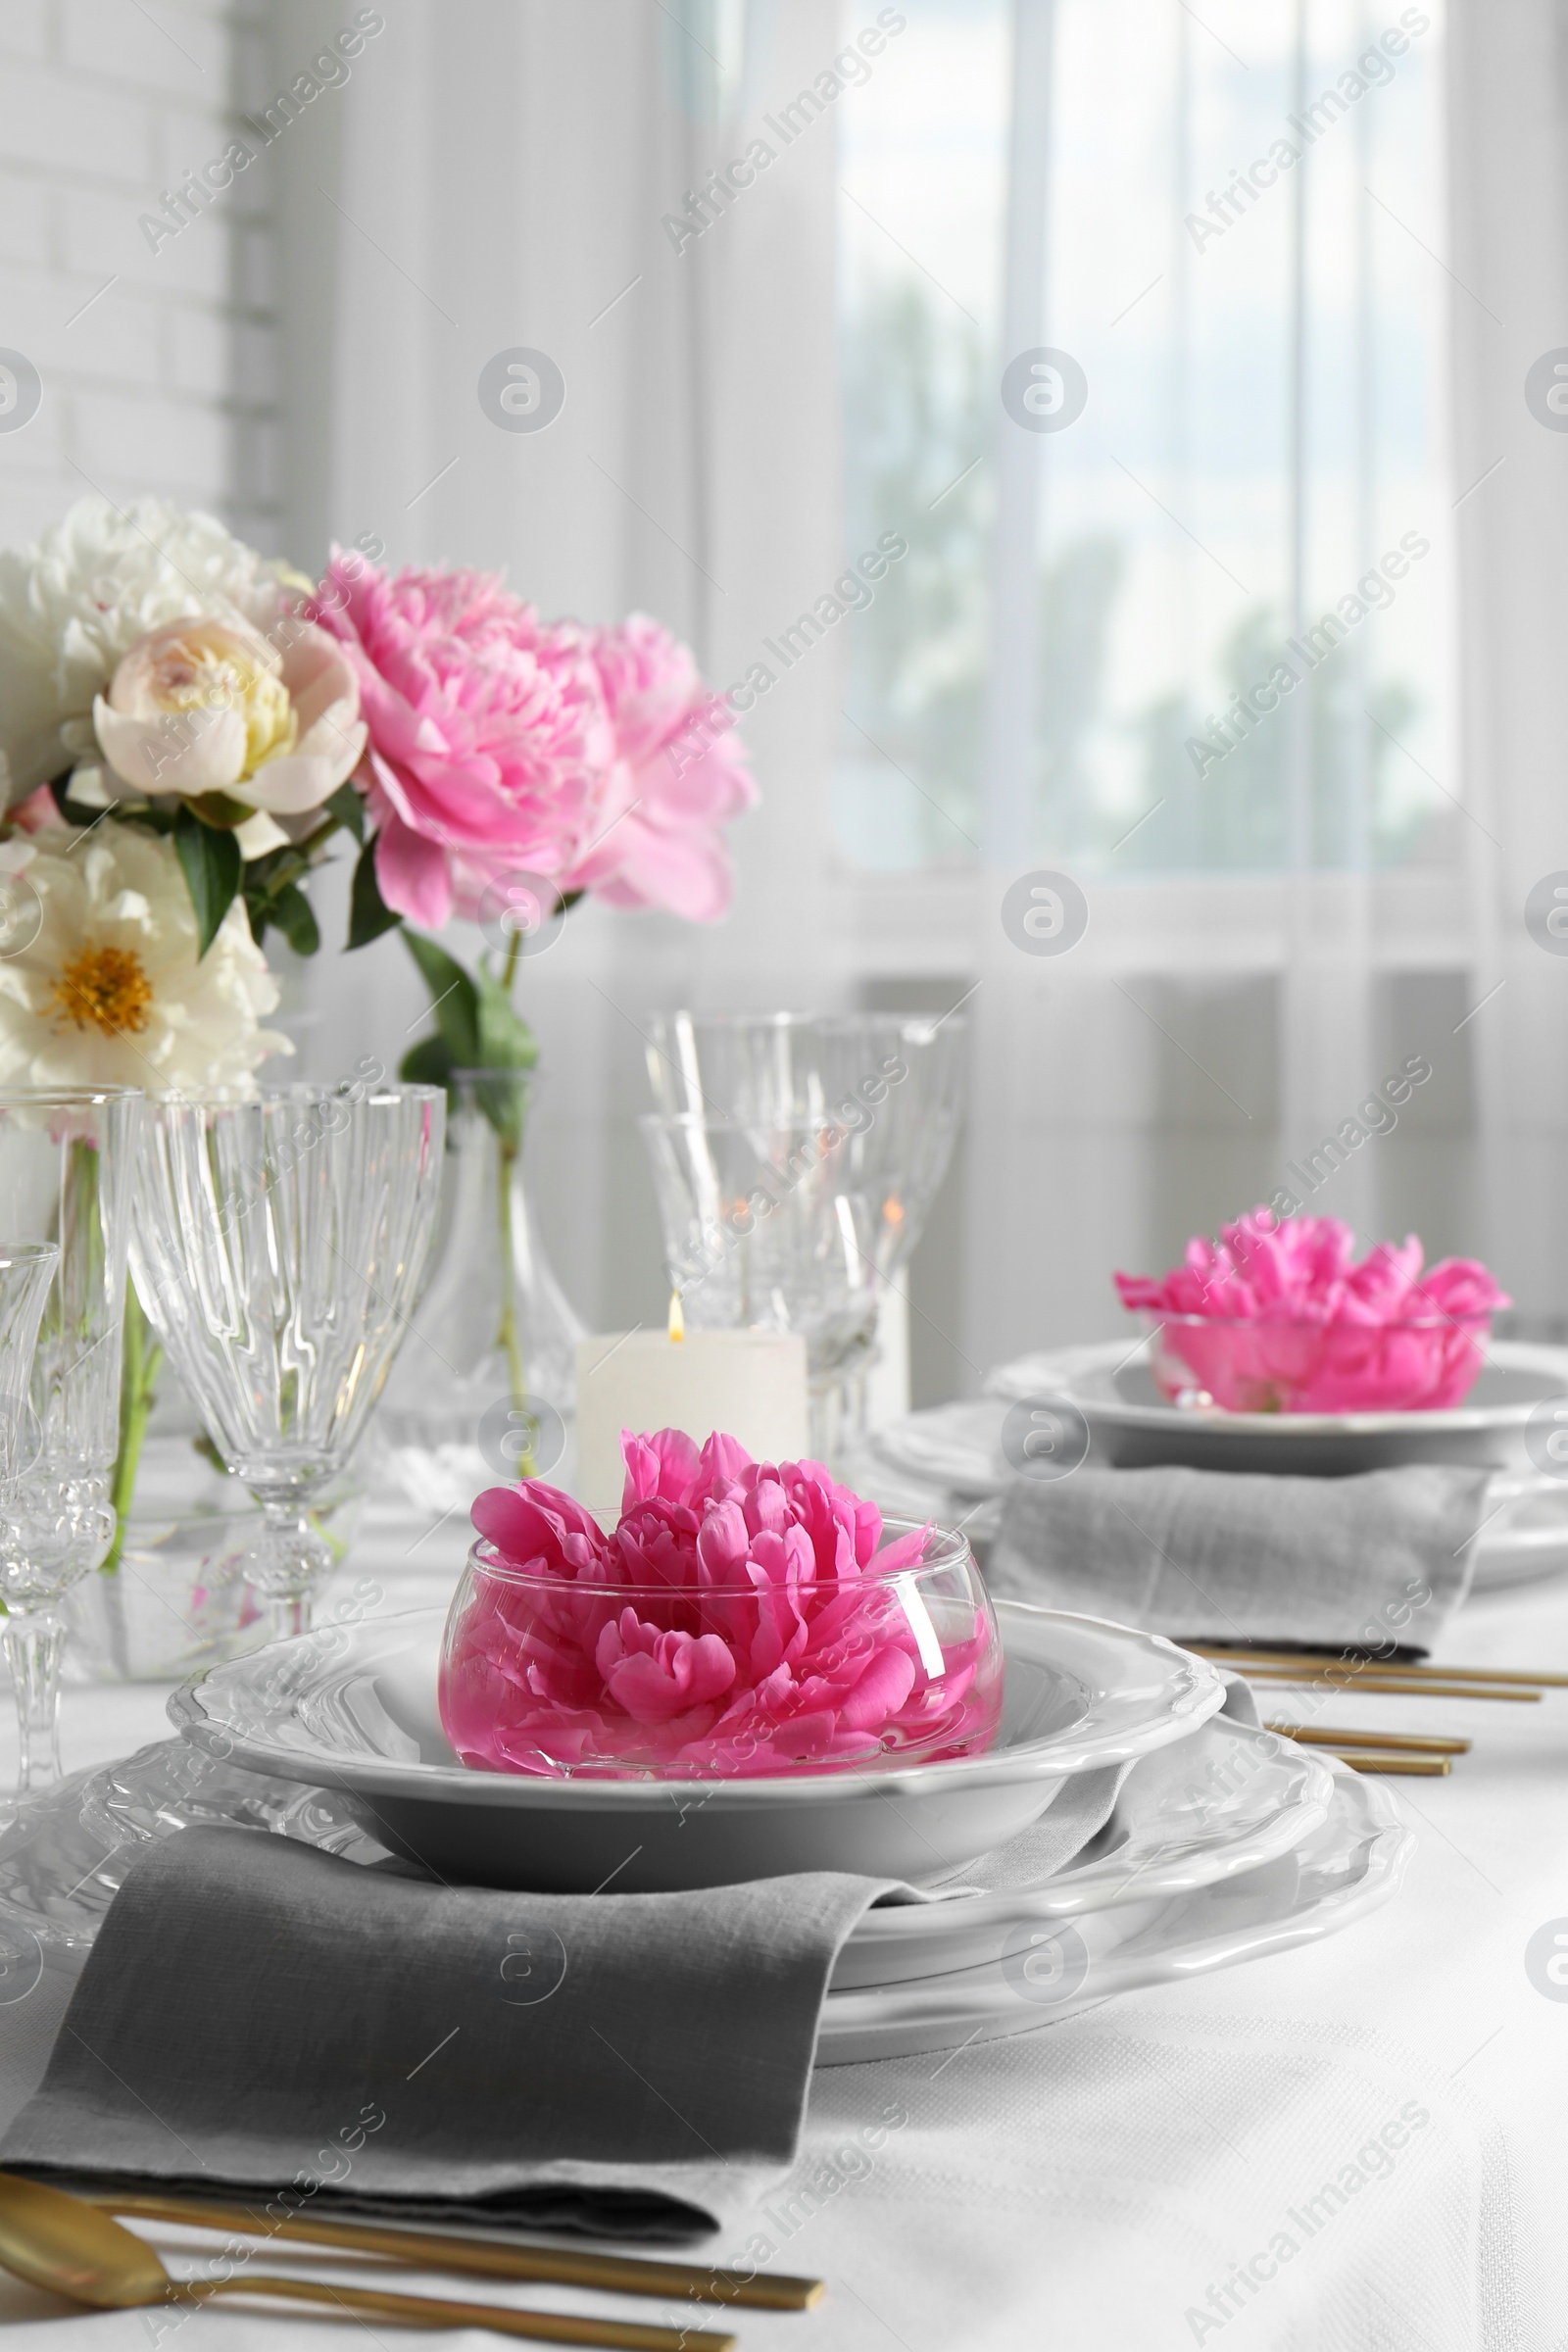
[1116,1211,1511,1416]
[439,1430,1004,1779]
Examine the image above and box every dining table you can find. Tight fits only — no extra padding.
[0,1491,1559,2351]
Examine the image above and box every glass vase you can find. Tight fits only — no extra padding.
[373,1069,584,1520]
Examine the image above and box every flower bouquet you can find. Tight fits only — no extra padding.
[1115,1210,1510,1414]
[0,496,757,1648]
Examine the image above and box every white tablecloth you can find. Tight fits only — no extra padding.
[0,1501,1561,2350]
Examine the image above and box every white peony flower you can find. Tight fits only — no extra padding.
[90,613,366,827]
[0,819,290,1096]
[0,497,309,808]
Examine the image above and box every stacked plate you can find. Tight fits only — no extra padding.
[0,1601,1410,2062]
[860,1338,1568,1594]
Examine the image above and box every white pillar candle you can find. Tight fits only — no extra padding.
[574,1326,810,1524]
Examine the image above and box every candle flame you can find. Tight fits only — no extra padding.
[668,1290,685,1343]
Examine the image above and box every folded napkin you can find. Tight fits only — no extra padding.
[988,1462,1492,1648]
[0,1829,882,2239]
[0,1729,1144,2241]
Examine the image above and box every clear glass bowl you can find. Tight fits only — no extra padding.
[438,1517,1004,1780]
[1145,1310,1496,1415]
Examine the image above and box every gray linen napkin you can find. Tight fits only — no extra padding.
[988,1462,1492,1647]
[0,1828,888,2239]
[0,1730,1138,2241]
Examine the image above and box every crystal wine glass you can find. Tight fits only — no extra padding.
[131,1083,446,1638]
[0,1245,57,1492]
[643,1013,968,1448]
[0,1087,139,1790]
[640,1110,884,1461]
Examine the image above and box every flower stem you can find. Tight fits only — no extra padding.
[495,1130,537,1476]
[103,1278,162,1575]
[496,931,535,1468]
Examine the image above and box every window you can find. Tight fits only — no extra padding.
[835,0,1451,879]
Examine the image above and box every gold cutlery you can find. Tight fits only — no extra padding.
[1195,1644,1568,1690]
[1222,1668,1538,1701]
[93,2188,822,2312]
[0,2173,736,2349]
[1262,1723,1469,1756]
[1327,1753,1449,1777]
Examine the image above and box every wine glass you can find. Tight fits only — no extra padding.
[131,1083,446,1638]
[643,1013,968,1448]
[0,1246,57,1493]
[640,1110,884,1462]
[0,1088,139,1791]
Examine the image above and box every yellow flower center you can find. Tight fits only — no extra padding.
[144,630,298,776]
[51,945,154,1038]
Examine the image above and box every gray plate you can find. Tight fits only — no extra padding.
[984,1338,1568,1475]
[168,1603,1225,1892]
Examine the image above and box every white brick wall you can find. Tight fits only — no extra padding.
[0,0,281,554]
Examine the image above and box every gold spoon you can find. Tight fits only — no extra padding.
[0,2171,735,2350]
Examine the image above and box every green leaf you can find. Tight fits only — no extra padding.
[270,881,320,958]
[398,1033,455,1091]
[174,808,243,958]
[401,931,481,1067]
[470,1067,528,1147]
[185,790,254,828]
[325,781,366,844]
[475,965,538,1073]
[347,838,402,950]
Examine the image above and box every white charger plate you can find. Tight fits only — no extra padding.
[835,1711,1333,1987]
[0,1749,1397,2069]
[984,1337,1568,1476]
[0,1712,1337,2013]
[817,1764,1409,2061]
[167,1602,1226,1892]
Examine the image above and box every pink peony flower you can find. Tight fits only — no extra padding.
[312,556,611,929]
[1116,1211,1510,1412]
[444,1429,1001,1778]
[573,615,758,923]
[312,557,756,931]
[6,785,69,833]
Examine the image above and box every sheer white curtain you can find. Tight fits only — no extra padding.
[899,0,1467,1380]
[1447,0,1568,1324]
[955,0,1568,1374]
[276,0,848,1334]
[270,0,1567,1385]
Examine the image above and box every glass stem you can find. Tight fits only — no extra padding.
[4,1608,63,1792]
[268,1590,308,1643]
[248,1494,330,1642]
